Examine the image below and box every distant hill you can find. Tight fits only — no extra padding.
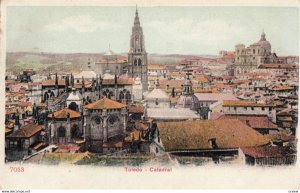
[6,52,217,74]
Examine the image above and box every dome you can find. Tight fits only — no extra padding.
[257,40,271,47]
[104,49,115,56]
[177,94,199,110]
[256,31,271,48]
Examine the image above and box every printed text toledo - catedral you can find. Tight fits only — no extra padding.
[125,167,172,172]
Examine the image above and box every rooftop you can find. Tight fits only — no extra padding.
[84,97,126,110]
[157,119,270,152]
[48,108,81,119]
[7,123,44,138]
[223,100,274,107]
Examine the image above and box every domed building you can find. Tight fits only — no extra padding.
[176,74,199,110]
[234,31,279,74]
[145,79,170,108]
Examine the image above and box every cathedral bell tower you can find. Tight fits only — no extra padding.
[128,6,148,92]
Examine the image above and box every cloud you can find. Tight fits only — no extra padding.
[44,14,120,33]
[145,18,247,48]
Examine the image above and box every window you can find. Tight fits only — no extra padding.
[155,98,159,105]
[251,107,254,110]
[269,107,272,111]
[244,107,247,110]
[262,107,265,111]
[58,126,66,137]
[234,107,236,110]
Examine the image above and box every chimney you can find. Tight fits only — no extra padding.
[208,138,218,149]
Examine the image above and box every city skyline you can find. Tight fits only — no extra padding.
[7,6,299,56]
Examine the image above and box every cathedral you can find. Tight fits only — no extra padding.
[234,31,279,74]
[127,7,148,92]
[41,7,148,153]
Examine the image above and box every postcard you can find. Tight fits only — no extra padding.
[0,0,299,190]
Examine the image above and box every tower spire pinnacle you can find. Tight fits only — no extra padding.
[136,4,138,14]
[261,30,266,41]
[134,5,140,25]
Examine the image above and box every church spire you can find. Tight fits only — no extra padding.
[260,30,266,41]
[134,5,140,25]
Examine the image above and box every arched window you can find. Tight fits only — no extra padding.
[92,116,101,125]
[71,125,81,139]
[134,59,138,66]
[68,102,78,111]
[108,115,120,127]
[119,91,124,100]
[138,58,142,66]
[44,92,49,102]
[108,91,113,99]
[50,91,55,98]
[58,126,66,138]
[125,91,131,100]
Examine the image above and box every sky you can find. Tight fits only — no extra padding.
[6,6,299,55]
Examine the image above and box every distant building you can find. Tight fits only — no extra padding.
[5,123,45,161]
[94,48,128,75]
[234,32,279,74]
[222,100,276,122]
[239,146,296,166]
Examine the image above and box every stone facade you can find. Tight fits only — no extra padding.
[234,32,279,74]
[83,98,128,153]
[127,7,148,92]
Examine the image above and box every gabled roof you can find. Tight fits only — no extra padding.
[84,97,126,110]
[8,123,44,138]
[48,108,81,119]
[157,119,270,152]
[146,88,169,100]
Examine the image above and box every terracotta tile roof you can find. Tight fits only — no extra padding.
[128,105,144,113]
[157,119,269,152]
[148,64,166,70]
[42,79,65,86]
[270,85,293,91]
[159,79,185,89]
[84,97,126,110]
[195,93,238,102]
[18,102,32,107]
[8,123,44,138]
[222,52,236,59]
[5,108,18,115]
[218,115,277,129]
[241,146,295,158]
[223,100,274,107]
[267,133,296,142]
[259,64,298,69]
[48,108,81,119]
[194,75,209,83]
[55,144,80,153]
